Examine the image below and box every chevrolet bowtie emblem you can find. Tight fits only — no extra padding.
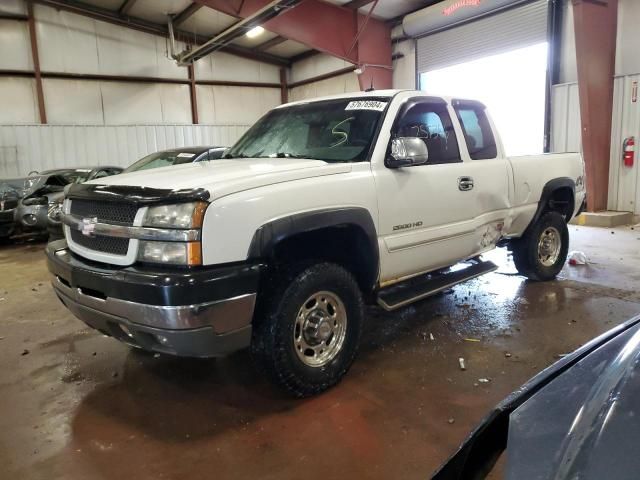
[81,217,98,237]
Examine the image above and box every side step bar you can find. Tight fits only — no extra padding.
[376,260,498,311]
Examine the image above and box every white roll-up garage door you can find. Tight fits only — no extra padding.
[412,0,549,74]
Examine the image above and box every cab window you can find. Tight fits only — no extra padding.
[394,101,461,165]
[454,102,498,160]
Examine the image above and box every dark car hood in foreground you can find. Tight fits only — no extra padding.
[432,316,640,480]
[506,320,640,479]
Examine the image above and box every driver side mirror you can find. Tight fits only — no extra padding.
[386,137,429,168]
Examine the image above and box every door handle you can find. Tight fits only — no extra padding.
[458,176,474,191]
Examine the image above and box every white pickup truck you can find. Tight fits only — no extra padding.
[47,90,586,397]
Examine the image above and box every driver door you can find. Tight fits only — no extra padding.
[374,98,478,284]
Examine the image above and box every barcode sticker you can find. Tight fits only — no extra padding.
[345,100,387,111]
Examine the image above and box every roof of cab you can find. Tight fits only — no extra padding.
[276,90,458,109]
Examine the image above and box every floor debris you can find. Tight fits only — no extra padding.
[458,358,466,370]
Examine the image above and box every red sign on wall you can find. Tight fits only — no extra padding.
[443,0,482,16]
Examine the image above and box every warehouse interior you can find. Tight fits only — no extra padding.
[1,0,639,479]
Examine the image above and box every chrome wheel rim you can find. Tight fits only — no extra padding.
[293,291,348,368]
[537,226,562,267]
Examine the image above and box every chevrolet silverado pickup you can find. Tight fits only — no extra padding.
[47,90,586,397]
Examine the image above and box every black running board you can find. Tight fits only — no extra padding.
[376,261,498,311]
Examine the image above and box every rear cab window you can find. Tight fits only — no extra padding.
[453,100,498,160]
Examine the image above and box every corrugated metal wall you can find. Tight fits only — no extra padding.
[0,3,281,127]
[0,124,249,177]
[288,53,359,102]
[609,75,640,214]
[551,76,640,214]
[289,73,359,102]
[550,82,582,153]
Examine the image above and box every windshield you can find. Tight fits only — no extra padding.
[60,170,90,184]
[225,98,389,163]
[124,151,203,173]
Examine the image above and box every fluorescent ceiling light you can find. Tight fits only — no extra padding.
[246,26,265,38]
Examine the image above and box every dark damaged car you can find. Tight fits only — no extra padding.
[0,178,25,240]
[19,167,122,238]
[432,316,640,480]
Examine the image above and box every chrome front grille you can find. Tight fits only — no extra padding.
[66,199,140,260]
[70,199,138,226]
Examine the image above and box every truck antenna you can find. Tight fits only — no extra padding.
[365,78,375,92]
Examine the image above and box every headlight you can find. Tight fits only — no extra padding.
[143,202,207,229]
[48,202,63,221]
[137,241,202,266]
[138,202,207,266]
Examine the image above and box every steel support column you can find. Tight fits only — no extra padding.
[195,0,392,90]
[572,0,618,212]
[279,67,288,104]
[26,1,46,124]
[188,64,199,124]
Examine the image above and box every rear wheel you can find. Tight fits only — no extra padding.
[251,262,364,397]
[512,211,569,281]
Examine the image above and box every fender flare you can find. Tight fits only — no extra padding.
[247,207,379,290]
[528,177,576,229]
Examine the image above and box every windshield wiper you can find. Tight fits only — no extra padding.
[223,153,248,159]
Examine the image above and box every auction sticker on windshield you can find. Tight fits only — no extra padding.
[177,153,195,158]
[345,100,387,111]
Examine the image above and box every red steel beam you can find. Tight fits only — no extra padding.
[0,13,29,21]
[0,69,281,89]
[26,1,47,124]
[572,0,618,211]
[195,0,392,90]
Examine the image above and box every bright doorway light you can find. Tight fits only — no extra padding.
[246,26,265,38]
[421,42,548,156]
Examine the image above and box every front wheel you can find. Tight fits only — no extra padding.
[511,211,569,281]
[251,262,364,397]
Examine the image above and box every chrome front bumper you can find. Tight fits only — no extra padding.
[47,240,263,357]
[52,274,256,332]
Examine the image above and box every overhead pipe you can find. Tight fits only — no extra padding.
[167,16,180,60]
[175,0,303,66]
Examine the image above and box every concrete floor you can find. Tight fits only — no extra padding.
[1,225,639,480]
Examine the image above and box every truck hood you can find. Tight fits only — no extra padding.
[93,158,353,200]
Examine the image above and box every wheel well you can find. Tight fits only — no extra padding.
[544,186,574,222]
[270,225,378,294]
